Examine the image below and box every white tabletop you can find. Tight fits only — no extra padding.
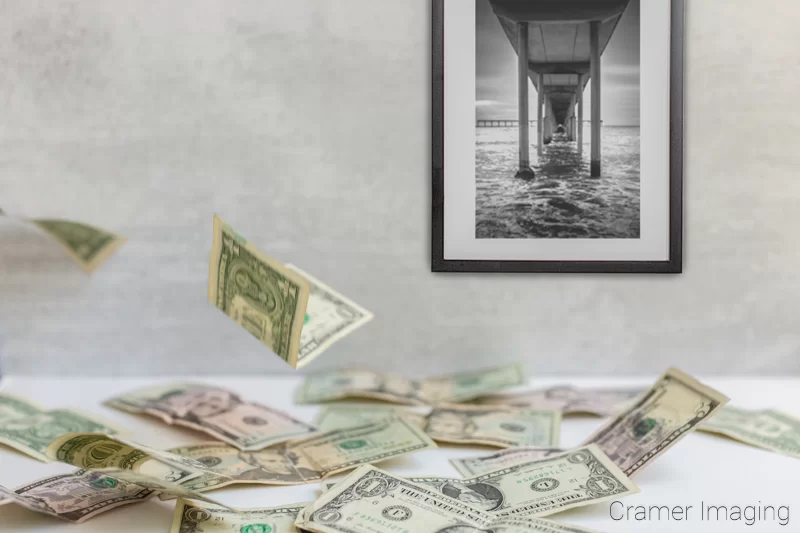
[0,375,798,532]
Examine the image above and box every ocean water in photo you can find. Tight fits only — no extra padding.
[475,126,640,239]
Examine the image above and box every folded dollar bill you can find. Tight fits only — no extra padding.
[424,404,560,448]
[170,499,308,533]
[296,464,616,533]
[105,382,317,450]
[313,404,427,431]
[0,470,155,523]
[167,417,437,493]
[30,219,126,273]
[583,367,729,476]
[208,216,372,369]
[450,446,566,477]
[0,393,122,462]
[296,363,526,406]
[45,432,213,483]
[476,385,643,416]
[699,406,800,458]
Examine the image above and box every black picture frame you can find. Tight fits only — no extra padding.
[432,0,684,274]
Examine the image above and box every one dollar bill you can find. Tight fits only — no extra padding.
[376,445,638,518]
[105,382,317,450]
[313,404,427,431]
[297,464,611,533]
[584,367,729,476]
[416,363,527,404]
[170,499,307,533]
[0,408,123,462]
[0,393,122,462]
[208,215,310,367]
[296,363,526,406]
[424,405,560,448]
[0,393,44,424]
[207,216,370,368]
[699,406,800,458]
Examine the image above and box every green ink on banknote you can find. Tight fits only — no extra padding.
[634,418,657,437]
[90,477,118,489]
[339,439,368,450]
[240,525,271,533]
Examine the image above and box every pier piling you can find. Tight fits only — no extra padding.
[515,22,534,179]
[578,74,584,155]
[537,73,544,156]
[544,96,553,145]
[590,20,601,177]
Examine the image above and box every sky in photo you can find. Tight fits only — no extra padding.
[476,0,640,126]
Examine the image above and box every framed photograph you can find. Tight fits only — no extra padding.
[432,0,683,273]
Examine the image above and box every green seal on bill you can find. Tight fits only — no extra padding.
[240,525,271,533]
[90,477,118,489]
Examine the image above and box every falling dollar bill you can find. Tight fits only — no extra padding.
[476,386,643,416]
[0,470,154,523]
[699,406,800,458]
[450,446,566,477]
[168,417,437,493]
[0,408,123,462]
[296,464,617,533]
[30,219,126,273]
[285,264,373,368]
[105,382,317,450]
[170,499,307,533]
[207,218,371,368]
[1,211,126,272]
[313,404,427,431]
[583,367,729,476]
[424,405,560,448]
[208,215,310,367]
[296,363,526,406]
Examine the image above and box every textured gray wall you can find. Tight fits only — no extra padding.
[1,0,799,377]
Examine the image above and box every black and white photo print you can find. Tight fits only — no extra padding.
[433,0,683,273]
[475,0,641,239]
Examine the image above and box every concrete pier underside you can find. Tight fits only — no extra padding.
[489,0,630,177]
